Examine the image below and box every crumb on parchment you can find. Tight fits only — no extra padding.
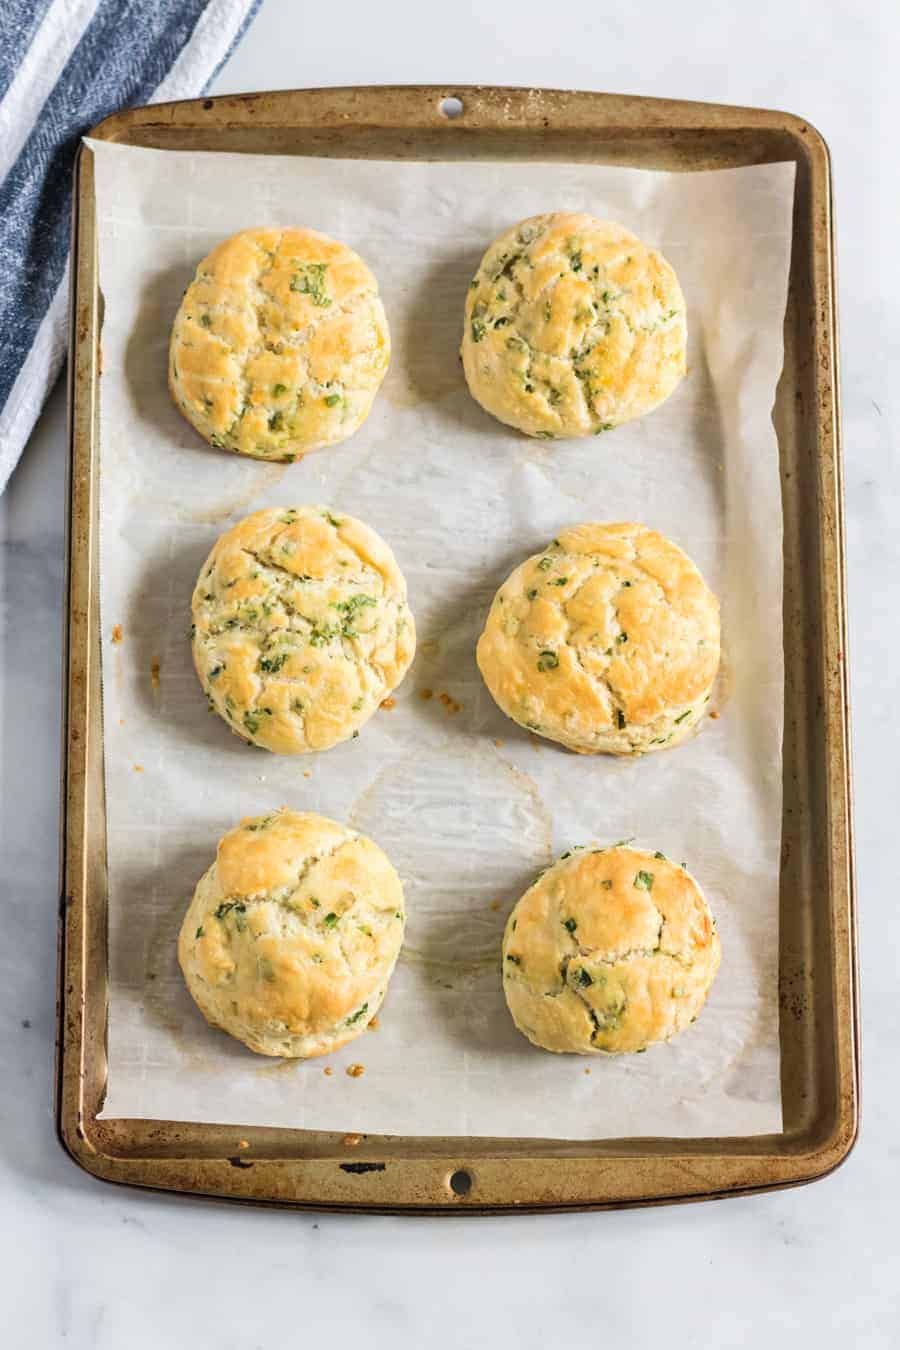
[493,738,503,747]
[150,657,161,691]
[490,900,501,912]
[367,1015,379,1030]
[323,1066,333,1076]
[380,697,396,710]
[710,710,721,720]
[419,688,433,701]
[133,764,144,773]
[346,1063,365,1079]
[438,691,461,714]
[111,624,123,644]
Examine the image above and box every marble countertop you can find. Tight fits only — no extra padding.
[1,2,895,1344]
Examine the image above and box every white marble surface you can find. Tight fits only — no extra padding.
[0,1,896,1344]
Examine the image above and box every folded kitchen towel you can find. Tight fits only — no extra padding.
[0,0,260,492]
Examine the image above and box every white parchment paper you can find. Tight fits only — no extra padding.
[91,139,793,1138]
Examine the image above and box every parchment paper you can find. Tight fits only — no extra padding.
[91,138,793,1137]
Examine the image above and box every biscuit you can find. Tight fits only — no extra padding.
[461,213,686,438]
[476,522,719,755]
[192,506,415,754]
[169,227,390,460]
[178,809,405,1057]
[502,845,721,1054]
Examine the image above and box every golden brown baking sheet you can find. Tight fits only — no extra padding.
[58,86,856,1211]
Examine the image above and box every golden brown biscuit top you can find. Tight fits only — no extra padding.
[476,522,719,739]
[170,226,389,458]
[190,810,405,1038]
[506,847,716,973]
[462,213,686,437]
[192,506,415,753]
[502,846,720,1053]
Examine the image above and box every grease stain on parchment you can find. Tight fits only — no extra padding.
[182,462,288,525]
[349,737,552,989]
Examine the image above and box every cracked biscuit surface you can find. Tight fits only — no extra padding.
[192,506,415,754]
[476,522,719,755]
[461,213,686,438]
[169,226,390,460]
[502,846,721,1054]
[178,809,405,1057]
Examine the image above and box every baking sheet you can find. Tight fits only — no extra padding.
[90,138,793,1138]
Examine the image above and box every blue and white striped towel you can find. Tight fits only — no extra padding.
[0,0,260,492]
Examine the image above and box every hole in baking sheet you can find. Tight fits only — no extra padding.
[440,96,464,120]
[448,1168,473,1196]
